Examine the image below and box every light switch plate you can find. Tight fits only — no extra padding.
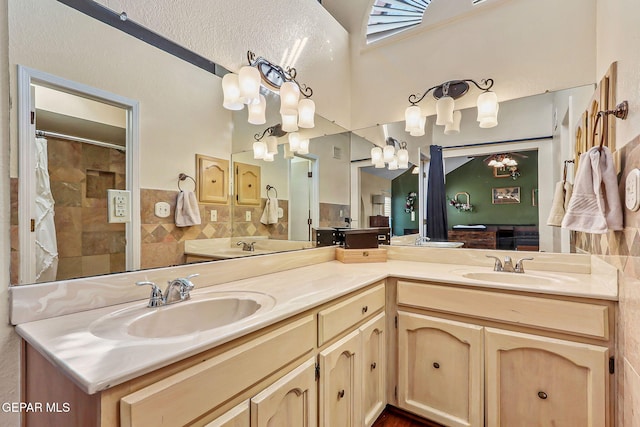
[210,210,218,222]
[107,189,131,223]
[625,168,640,211]
[245,211,251,221]
[154,202,170,218]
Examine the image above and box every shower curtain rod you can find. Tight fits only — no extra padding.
[36,130,126,152]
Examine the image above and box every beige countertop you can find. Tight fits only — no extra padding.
[14,255,617,396]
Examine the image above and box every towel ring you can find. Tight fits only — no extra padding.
[266,185,278,199]
[592,100,629,152]
[178,173,196,191]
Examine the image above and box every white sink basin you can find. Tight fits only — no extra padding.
[459,271,570,286]
[90,291,276,339]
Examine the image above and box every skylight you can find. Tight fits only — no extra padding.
[366,0,432,44]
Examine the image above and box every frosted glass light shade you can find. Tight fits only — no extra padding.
[283,143,294,159]
[435,96,455,126]
[265,135,278,155]
[280,82,300,115]
[239,66,261,105]
[410,116,426,137]
[383,145,395,162]
[288,132,301,152]
[444,110,462,135]
[222,73,243,110]
[387,156,399,170]
[405,105,422,132]
[253,140,267,159]
[397,148,409,164]
[398,159,409,169]
[477,91,498,123]
[298,98,315,128]
[374,161,385,169]
[263,151,275,162]
[298,138,310,155]
[371,147,383,164]
[281,114,299,132]
[247,94,266,125]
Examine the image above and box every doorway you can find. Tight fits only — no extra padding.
[288,155,319,241]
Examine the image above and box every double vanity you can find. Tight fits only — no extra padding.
[11,246,618,426]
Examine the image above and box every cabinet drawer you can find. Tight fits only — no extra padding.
[120,315,316,427]
[397,281,609,340]
[318,283,385,346]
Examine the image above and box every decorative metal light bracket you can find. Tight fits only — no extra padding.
[408,78,494,105]
[254,123,288,141]
[247,51,313,98]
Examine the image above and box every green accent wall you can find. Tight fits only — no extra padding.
[446,150,539,227]
[391,169,419,236]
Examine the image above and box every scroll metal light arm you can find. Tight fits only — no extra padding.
[408,78,495,106]
[247,51,313,98]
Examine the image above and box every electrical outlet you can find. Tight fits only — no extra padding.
[210,210,218,222]
[154,202,170,218]
[107,189,131,223]
[625,168,640,211]
[245,211,251,221]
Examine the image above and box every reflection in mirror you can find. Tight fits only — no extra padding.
[350,85,595,253]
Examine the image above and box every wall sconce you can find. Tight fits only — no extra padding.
[371,137,409,170]
[252,123,309,161]
[449,192,473,212]
[405,79,498,136]
[223,51,315,129]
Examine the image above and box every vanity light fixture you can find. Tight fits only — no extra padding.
[371,137,409,170]
[252,123,310,161]
[405,79,498,136]
[222,51,315,129]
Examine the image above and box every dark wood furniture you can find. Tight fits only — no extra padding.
[448,230,497,249]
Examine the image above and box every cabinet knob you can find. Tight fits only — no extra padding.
[537,391,548,400]
[371,362,377,370]
[433,362,440,369]
[362,306,368,314]
[337,389,345,399]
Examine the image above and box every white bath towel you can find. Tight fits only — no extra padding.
[561,146,622,233]
[175,191,201,227]
[34,137,58,282]
[260,197,279,225]
[546,181,573,226]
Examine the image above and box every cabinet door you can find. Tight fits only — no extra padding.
[205,400,250,427]
[235,162,261,206]
[319,329,362,427]
[397,311,483,427]
[360,312,386,427]
[250,358,317,427]
[485,327,609,427]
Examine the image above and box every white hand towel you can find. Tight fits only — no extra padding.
[546,181,573,226]
[175,191,201,227]
[562,146,622,233]
[260,197,279,225]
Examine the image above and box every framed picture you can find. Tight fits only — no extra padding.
[492,186,520,204]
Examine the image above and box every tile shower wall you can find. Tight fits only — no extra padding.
[573,136,640,426]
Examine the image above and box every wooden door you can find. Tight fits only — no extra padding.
[485,327,609,427]
[360,312,386,427]
[205,400,250,427]
[197,154,229,204]
[397,311,483,427]
[250,358,317,427]
[235,162,261,206]
[319,330,361,427]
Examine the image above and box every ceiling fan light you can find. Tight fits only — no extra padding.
[280,81,300,115]
[435,96,455,126]
[405,105,422,132]
[247,94,266,125]
[239,66,261,105]
[222,73,244,110]
[297,98,315,128]
[444,110,462,135]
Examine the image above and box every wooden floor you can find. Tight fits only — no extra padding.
[372,406,444,427]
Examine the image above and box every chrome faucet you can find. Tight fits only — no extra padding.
[486,255,533,273]
[237,241,256,252]
[136,273,199,307]
[415,235,431,246]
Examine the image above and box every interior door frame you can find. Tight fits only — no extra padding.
[17,65,140,283]
[288,153,319,241]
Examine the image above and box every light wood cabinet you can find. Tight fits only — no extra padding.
[360,313,386,427]
[485,327,609,427]
[250,358,317,427]
[204,400,250,427]
[235,162,261,206]
[397,311,483,427]
[319,329,362,427]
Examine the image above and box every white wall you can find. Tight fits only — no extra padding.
[232,150,290,200]
[350,0,597,129]
[359,171,391,226]
[312,132,351,205]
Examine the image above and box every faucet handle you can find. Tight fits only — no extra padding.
[136,281,163,307]
[515,257,534,273]
[486,255,503,271]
